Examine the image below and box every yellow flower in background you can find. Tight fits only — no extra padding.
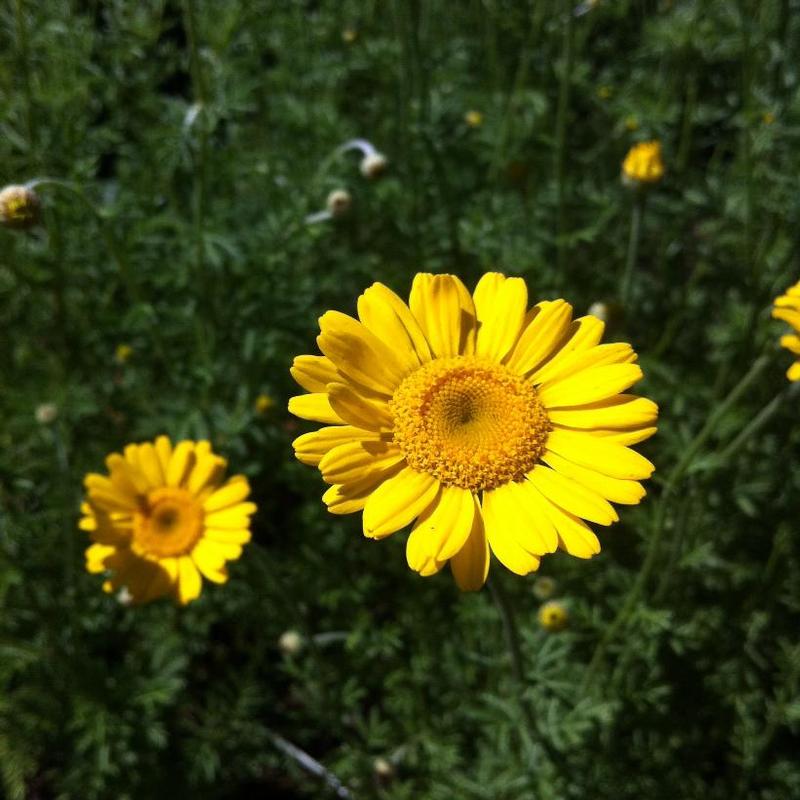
[289,272,657,590]
[255,393,275,414]
[80,436,256,605]
[465,110,484,128]
[763,111,776,125]
[624,115,639,132]
[0,184,41,230]
[538,600,569,631]
[342,28,358,44]
[597,85,612,100]
[115,343,134,364]
[622,140,665,186]
[772,281,800,381]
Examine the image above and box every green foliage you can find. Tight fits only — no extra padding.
[1,0,800,797]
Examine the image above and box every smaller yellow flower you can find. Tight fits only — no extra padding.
[342,28,358,44]
[255,393,275,414]
[532,575,557,601]
[597,85,612,100]
[538,600,569,632]
[0,184,41,230]
[772,281,800,381]
[115,343,134,364]
[465,110,484,128]
[622,140,665,187]
[624,115,639,132]
[763,111,776,125]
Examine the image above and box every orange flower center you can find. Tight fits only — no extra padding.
[133,487,203,557]
[390,356,551,491]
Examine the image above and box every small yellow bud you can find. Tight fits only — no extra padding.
[464,110,484,128]
[326,189,352,218]
[115,344,134,364]
[342,28,358,44]
[278,630,305,656]
[622,140,665,187]
[0,185,41,230]
[360,152,388,179]
[255,393,274,414]
[35,403,58,425]
[763,111,776,125]
[597,85,612,100]
[538,600,569,632]
[373,757,395,782]
[624,115,639,132]
[532,576,557,601]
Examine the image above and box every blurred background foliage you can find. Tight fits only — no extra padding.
[1,0,800,797]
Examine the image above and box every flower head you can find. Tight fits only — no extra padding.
[360,152,388,179]
[532,575,557,600]
[0,184,41,230]
[115,343,134,364]
[80,436,256,605]
[465,110,484,128]
[255,393,275,414]
[772,281,800,381]
[35,402,58,425]
[326,189,352,218]
[289,273,657,590]
[622,141,665,187]
[278,629,305,656]
[342,28,358,44]
[538,600,568,631]
[763,111,776,125]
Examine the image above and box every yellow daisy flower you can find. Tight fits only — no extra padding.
[772,281,800,381]
[622,140,665,186]
[289,273,657,590]
[538,600,569,631]
[80,436,256,605]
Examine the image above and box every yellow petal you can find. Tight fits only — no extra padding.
[318,310,412,394]
[595,426,657,445]
[481,489,541,575]
[450,507,490,591]
[788,361,800,381]
[328,383,392,430]
[526,464,617,525]
[166,440,196,487]
[134,442,164,489]
[546,428,655,480]
[177,556,202,604]
[475,276,528,361]
[532,342,636,387]
[407,486,476,570]
[85,543,116,573]
[409,273,476,357]
[155,435,173,476]
[533,492,601,558]
[192,539,231,584]
[319,440,405,485]
[780,334,800,354]
[291,355,340,392]
[362,467,440,539]
[546,394,658,428]
[506,300,573,375]
[85,473,137,512]
[542,451,646,505]
[481,481,556,556]
[357,282,432,364]
[292,425,381,467]
[288,393,344,424]
[205,527,252,545]
[538,363,643,407]
[322,463,405,515]
[109,452,149,496]
[203,475,251,512]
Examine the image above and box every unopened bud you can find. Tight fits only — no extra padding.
[279,629,305,656]
[326,189,352,218]
[35,403,58,425]
[532,576,557,601]
[373,757,395,782]
[538,600,569,632]
[0,185,41,230]
[360,152,388,179]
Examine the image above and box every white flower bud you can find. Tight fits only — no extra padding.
[279,630,305,656]
[360,152,388,179]
[326,189,352,218]
[35,403,58,425]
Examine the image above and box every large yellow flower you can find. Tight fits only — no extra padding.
[772,280,800,381]
[289,273,657,590]
[80,436,256,605]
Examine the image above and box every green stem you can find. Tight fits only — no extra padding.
[581,352,773,692]
[554,0,575,278]
[620,193,645,308]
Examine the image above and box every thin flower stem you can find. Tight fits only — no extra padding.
[580,352,773,693]
[554,0,575,278]
[30,179,166,361]
[620,193,645,308]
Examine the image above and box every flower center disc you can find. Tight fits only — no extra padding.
[133,487,203,557]
[390,356,551,491]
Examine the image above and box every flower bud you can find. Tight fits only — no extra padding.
[0,185,41,230]
[532,576,557,601]
[621,140,665,188]
[326,189,352,218]
[255,393,275,414]
[537,600,569,632]
[115,344,134,364]
[360,152,388,179]
[342,28,358,44]
[278,629,305,656]
[35,403,58,425]
[373,757,395,782]
[464,110,483,128]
